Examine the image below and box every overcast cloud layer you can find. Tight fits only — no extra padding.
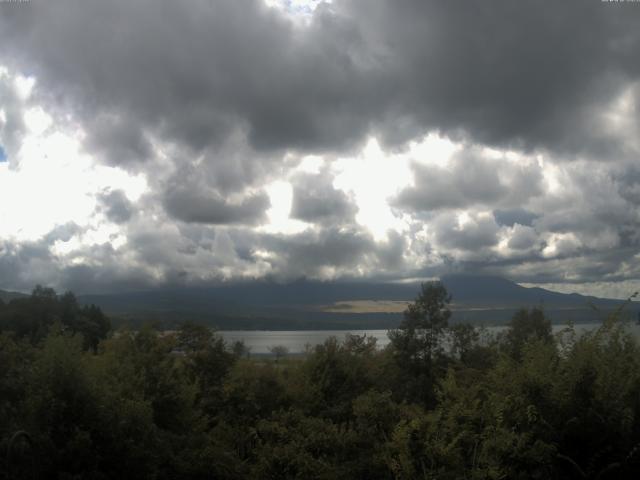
[1,0,640,297]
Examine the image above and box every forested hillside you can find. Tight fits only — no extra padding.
[77,275,639,330]
[1,283,640,479]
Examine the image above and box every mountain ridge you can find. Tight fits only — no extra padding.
[74,275,638,329]
[0,289,29,303]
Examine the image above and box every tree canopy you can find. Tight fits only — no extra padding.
[2,283,640,478]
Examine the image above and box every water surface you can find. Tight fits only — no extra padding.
[220,323,640,354]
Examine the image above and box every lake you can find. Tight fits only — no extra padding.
[220,322,640,354]
[220,329,391,354]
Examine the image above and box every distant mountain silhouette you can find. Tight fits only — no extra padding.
[76,275,637,329]
[78,279,416,320]
[440,274,622,308]
[0,289,28,303]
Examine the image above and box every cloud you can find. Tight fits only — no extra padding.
[0,236,60,291]
[290,171,357,224]
[96,189,134,224]
[395,156,506,212]
[0,70,27,165]
[394,149,543,213]
[494,208,538,228]
[85,114,154,167]
[163,187,270,225]
[432,212,501,253]
[258,225,376,279]
[507,225,539,251]
[160,154,273,225]
[3,0,639,166]
[2,1,640,296]
[0,0,369,171]
[375,230,407,271]
[354,0,640,159]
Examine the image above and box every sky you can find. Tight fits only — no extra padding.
[1,0,640,298]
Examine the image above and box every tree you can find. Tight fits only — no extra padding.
[343,333,378,356]
[177,321,215,353]
[176,322,236,414]
[387,281,451,404]
[300,336,377,422]
[77,304,111,351]
[60,292,110,351]
[269,345,289,362]
[449,323,479,364]
[389,282,451,362]
[0,287,110,350]
[504,307,552,360]
[231,340,250,358]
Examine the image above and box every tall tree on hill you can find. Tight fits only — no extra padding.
[504,307,552,360]
[388,281,451,405]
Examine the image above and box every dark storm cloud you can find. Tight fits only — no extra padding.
[62,225,405,291]
[2,0,640,293]
[507,225,539,251]
[432,214,501,252]
[85,114,154,167]
[0,236,59,292]
[213,223,409,281]
[394,150,543,213]
[2,0,639,167]
[491,160,640,281]
[59,262,156,295]
[498,243,640,286]
[96,189,134,224]
[160,155,272,225]
[493,209,538,228]
[163,186,270,225]
[171,131,285,195]
[0,223,121,293]
[357,0,640,158]
[290,171,357,224]
[56,240,162,294]
[533,163,639,239]
[259,226,375,278]
[395,157,506,211]
[612,164,640,205]
[375,230,407,270]
[0,72,26,165]
[0,0,372,171]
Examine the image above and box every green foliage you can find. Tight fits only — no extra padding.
[177,321,237,415]
[390,281,452,362]
[387,281,451,405]
[503,307,552,360]
[2,284,640,478]
[269,344,290,362]
[449,323,479,363]
[300,335,378,422]
[224,360,290,422]
[0,286,110,349]
[0,333,33,463]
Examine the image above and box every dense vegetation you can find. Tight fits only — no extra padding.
[1,283,640,479]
